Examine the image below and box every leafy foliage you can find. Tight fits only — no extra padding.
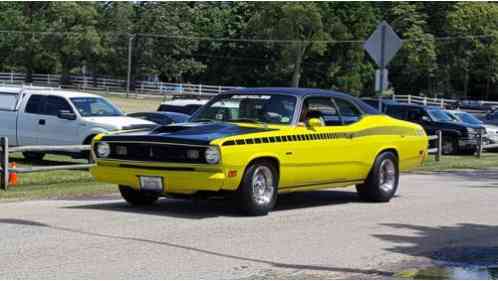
[0,2,498,99]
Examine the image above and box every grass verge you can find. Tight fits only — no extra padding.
[416,152,498,172]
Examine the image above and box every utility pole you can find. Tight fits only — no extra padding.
[126,34,135,98]
[378,24,386,113]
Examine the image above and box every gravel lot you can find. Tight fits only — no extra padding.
[0,171,497,279]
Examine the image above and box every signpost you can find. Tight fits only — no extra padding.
[364,21,403,112]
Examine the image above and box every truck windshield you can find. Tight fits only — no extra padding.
[428,109,453,122]
[455,112,482,125]
[70,97,123,117]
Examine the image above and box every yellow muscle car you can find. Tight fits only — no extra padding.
[91,88,428,215]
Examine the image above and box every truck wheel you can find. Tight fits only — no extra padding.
[119,185,159,206]
[356,151,399,202]
[22,152,45,161]
[442,139,457,155]
[237,160,278,216]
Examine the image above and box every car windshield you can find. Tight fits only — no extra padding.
[427,109,453,122]
[70,97,123,117]
[455,112,482,125]
[190,94,297,125]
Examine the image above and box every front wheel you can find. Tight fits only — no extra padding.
[236,160,278,216]
[119,185,159,206]
[356,151,399,202]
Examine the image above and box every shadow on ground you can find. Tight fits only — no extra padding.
[65,189,364,219]
[0,217,391,278]
[374,223,498,266]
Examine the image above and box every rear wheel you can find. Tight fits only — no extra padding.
[119,185,159,206]
[22,152,45,161]
[236,160,278,216]
[356,151,399,202]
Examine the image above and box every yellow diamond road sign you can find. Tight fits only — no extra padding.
[364,21,403,67]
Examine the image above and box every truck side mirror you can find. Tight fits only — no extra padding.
[58,110,77,120]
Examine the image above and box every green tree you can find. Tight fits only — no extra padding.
[45,2,101,84]
[249,2,330,87]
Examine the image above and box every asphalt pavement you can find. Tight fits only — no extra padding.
[1,170,498,279]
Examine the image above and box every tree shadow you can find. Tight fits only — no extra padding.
[374,223,498,266]
[65,190,363,220]
[0,218,392,277]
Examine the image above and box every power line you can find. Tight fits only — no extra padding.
[1,29,498,44]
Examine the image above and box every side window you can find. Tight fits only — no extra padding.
[45,96,73,116]
[386,106,407,120]
[407,109,422,122]
[301,97,341,126]
[334,98,362,124]
[25,95,45,114]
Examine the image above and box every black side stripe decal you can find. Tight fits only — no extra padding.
[222,126,416,146]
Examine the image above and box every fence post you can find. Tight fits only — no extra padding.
[440,98,444,108]
[477,131,483,158]
[392,94,395,102]
[408,95,411,104]
[10,71,13,83]
[436,130,442,162]
[199,84,202,95]
[424,97,428,106]
[1,137,9,190]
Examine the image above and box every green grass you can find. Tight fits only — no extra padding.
[417,152,498,172]
[0,153,115,201]
[99,93,165,113]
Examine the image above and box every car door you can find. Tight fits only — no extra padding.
[17,94,45,146]
[37,96,79,145]
[289,96,359,186]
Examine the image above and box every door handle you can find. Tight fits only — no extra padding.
[38,119,46,125]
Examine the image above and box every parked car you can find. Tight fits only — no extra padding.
[157,99,208,114]
[0,86,156,160]
[445,110,498,145]
[360,97,396,111]
[482,110,498,126]
[91,87,428,215]
[127,111,190,125]
[384,104,482,155]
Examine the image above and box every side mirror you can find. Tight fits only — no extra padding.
[58,110,77,120]
[307,118,323,128]
[421,115,431,123]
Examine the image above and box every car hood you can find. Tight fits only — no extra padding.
[83,116,156,130]
[432,121,482,130]
[99,122,276,145]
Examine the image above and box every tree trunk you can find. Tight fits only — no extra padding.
[290,43,306,88]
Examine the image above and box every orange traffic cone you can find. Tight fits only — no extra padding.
[9,162,17,186]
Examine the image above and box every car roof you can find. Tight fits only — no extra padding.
[161,99,208,106]
[0,86,101,98]
[224,87,356,99]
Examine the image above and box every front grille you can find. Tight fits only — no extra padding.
[98,142,207,164]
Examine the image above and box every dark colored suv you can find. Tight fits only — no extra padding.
[385,104,483,154]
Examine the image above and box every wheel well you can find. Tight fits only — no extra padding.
[83,134,98,145]
[245,157,280,184]
[379,148,399,163]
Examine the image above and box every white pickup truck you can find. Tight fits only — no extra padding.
[0,86,156,160]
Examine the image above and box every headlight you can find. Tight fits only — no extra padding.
[205,146,220,164]
[96,142,111,158]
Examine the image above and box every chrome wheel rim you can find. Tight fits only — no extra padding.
[251,166,274,205]
[379,159,396,193]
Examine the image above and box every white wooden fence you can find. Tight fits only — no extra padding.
[0,72,238,96]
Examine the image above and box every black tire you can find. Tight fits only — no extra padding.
[442,138,458,155]
[22,152,45,161]
[236,160,278,216]
[119,185,159,206]
[356,151,399,202]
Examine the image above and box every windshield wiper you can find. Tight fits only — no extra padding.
[191,118,215,123]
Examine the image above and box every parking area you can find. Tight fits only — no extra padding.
[0,171,497,279]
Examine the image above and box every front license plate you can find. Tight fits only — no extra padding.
[139,176,164,193]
